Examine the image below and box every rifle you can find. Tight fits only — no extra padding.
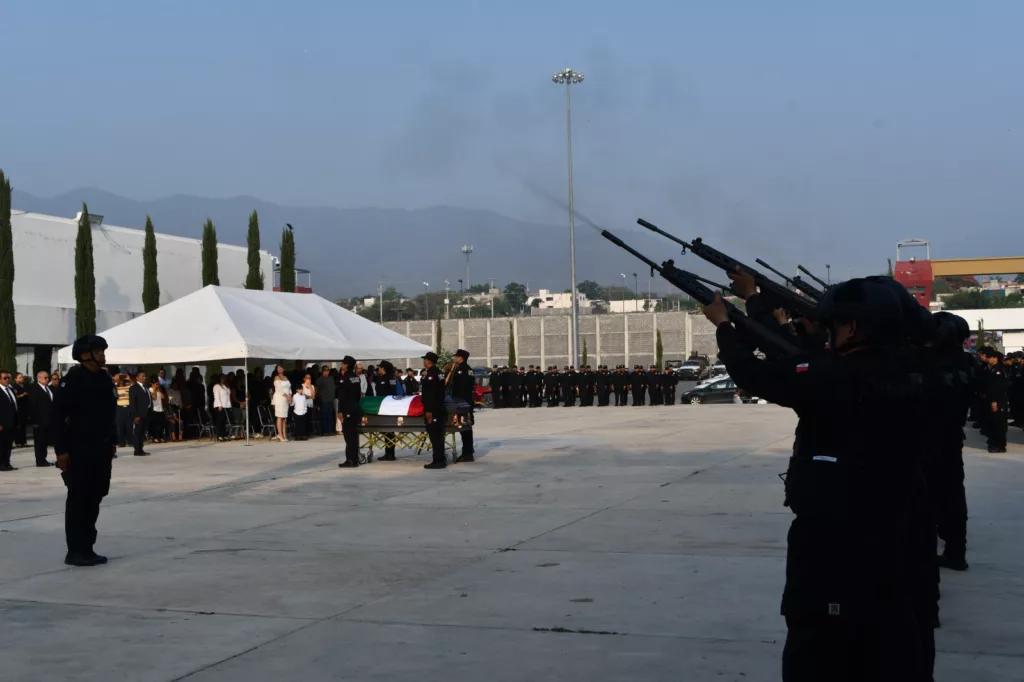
[797,265,829,291]
[636,219,818,319]
[600,229,802,359]
[755,259,825,301]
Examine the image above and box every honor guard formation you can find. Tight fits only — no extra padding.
[487,363,680,408]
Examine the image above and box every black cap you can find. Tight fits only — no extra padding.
[422,351,439,363]
[71,335,108,362]
[456,349,470,360]
[342,355,356,367]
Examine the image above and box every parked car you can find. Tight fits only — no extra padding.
[698,362,728,380]
[472,367,493,408]
[674,360,704,380]
[680,377,758,404]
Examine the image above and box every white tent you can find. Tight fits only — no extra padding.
[57,285,431,365]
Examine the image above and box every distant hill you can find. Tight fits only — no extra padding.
[13,188,663,300]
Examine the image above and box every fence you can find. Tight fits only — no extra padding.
[384,312,720,369]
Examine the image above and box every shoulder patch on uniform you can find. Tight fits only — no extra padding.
[795,363,810,373]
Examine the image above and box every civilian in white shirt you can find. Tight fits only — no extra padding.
[148,378,168,443]
[212,373,233,442]
[292,377,310,441]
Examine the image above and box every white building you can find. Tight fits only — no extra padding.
[9,209,275,372]
[607,299,662,314]
[947,308,1024,352]
[528,289,589,310]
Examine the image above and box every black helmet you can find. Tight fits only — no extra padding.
[932,311,970,349]
[816,278,904,346]
[71,335,108,362]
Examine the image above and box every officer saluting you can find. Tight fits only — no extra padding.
[451,349,475,463]
[421,352,448,469]
[52,335,118,567]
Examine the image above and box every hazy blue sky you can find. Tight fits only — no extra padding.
[4,1,1023,274]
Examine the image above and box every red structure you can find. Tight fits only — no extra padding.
[273,266,313,294]
[893,239,933,308]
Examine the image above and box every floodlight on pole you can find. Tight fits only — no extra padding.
[552,67,584,367]
[423,282,430,319]
[462,245,473,318]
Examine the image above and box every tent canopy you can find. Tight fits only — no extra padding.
[57,285,431,365]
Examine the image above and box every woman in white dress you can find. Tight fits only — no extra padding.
[272,365,292,442]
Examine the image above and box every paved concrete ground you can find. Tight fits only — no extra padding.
[2,405,1023,681]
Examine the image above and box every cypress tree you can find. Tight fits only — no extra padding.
[886,258,894,278]
[582,338,588,368]
[435,310,443,354]
[75,203,97,336]
[244,210,264,289]
[142,215,160,312]
[201,219,219,286]
[279,226,296,292]
[0,171,15,371]
[507,320,516,368]
[655,329,664,368]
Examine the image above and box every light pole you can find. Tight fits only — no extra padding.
[826,264,831,285]
[620,273,626,312]
[423,282,430,319]
[444,280,450,319]
[552,67,584,366]
[489,278,496,318]
[458,279,464,318]
[462,245,473,318]
[633,272,639,308]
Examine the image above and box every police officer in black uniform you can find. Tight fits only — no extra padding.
[451,349,475,463]
[577,365,591,406]
[337,355,362,468]
[983,349,1008,453]
[706,279,924,681]
[613,365,628,406]
[561,366,577,407]
[373,361,399,461]
[930,312,975,571]
[488,365,502,409]
[595,365,610,407]
[420,352,447,469]
[647,364,663,405]
[662,366,679,405]
[544,366,560,407]
[630,365,647,406]
[52,335,118,567]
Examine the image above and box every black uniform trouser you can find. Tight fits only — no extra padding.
[132,417,147,453]
[633,389,645,406]
[563,391,575,407]
[33,426,50,464]
[987,406,1008,449]
[0,430,12,467]
[597,391,609,407]
[547,392,559,407]
[460,406,474,456]
[649,390,662,405]
[782,610,920,682]
[664,390,676,405]
[426,409,447,464]
[529,390,540,407]
[937,441,968,557]
[13,419,26,447]
[116,406,132,445]
[62,458,111,554]
[342,414,361,465]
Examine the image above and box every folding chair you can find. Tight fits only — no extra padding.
[223,410,246,439]
[257,405,277,438]
[188,408,215,441]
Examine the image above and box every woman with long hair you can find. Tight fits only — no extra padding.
[272,364,292,442]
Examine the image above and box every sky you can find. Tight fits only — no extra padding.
[3,1,1024,277]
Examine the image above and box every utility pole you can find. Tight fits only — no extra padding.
[423,281,430,319]
[444,280,450,319]
[462,245,473,319]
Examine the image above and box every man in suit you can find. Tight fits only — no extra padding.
[28,370,56,467]
[129,370,152,456]
[0,370,19,471]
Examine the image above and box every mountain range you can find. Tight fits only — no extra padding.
[13,188,671,300]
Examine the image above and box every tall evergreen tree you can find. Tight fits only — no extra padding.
[435,310,443,354]
[75,203,97,336]
[142,215,160,312]
[507,320,516,368]
[201,219,219,286]
[244,210,264,290]
[0,171,15,371]
[886,258,894,277]
[582,339,588,368]
[279,226,296,292]
[655,329,664,368]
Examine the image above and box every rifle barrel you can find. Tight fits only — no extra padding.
[755,259,795,286]
[797,265,829,289]
[637,218,692,250]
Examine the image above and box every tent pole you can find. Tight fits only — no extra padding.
[244,357,251,446]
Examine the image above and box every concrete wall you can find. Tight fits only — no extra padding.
[384,312,720,369]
